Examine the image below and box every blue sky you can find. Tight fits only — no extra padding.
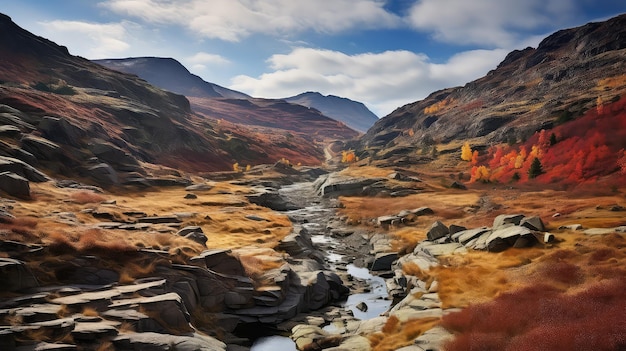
[2,0,626,116]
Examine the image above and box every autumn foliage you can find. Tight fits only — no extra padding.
[441,278,626,351]
[466,96,626,185]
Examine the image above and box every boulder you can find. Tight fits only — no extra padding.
[411,207,435,216]
[191,249,246,276]
[520,216,545,231]
[38,116,86,147]
[452,227,490,244]
[177,226,207,246]
[108,293,192,334]
[246,189,299,211]
[377,215,401,228]
[88,139,139,167]
[314,173,385,197]
[426,221,449,241]
[486,226,533,252]
[20,135,61,161]
[0,156,48,182]
[86,163,119,186]
[113,332,226,351]
[421,242,467,256]
[370,252,398,271]
[0,172,30,199]
[492,214,525,229]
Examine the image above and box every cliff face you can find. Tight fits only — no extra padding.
[358,14,626,157]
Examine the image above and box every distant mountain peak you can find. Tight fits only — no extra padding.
[94,57,250,100]
[285,91,378,133]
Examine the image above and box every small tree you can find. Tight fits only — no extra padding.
[528,157,544,179]
[461,142,473,161]
[549,133,558,146]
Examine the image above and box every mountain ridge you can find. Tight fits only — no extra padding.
[284,91,379,133]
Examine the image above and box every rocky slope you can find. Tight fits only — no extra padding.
[358,14,626,161]
[284,92,379,133]
[0,13,346,192]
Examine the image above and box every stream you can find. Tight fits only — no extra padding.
[251,181,390,350]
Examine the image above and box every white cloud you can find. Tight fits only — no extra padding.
[229,47,508,116]
[38,20,131,58]
[186,52,230,66]
[101,0,401,42]
[407,0,577,47]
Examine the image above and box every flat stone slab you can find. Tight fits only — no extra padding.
[584,228,618,235]
[486,226,532,244]
[420,243,467,257]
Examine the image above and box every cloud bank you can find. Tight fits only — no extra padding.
[101,0,401,42]
[230,47,509,116]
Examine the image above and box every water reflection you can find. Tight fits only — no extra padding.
[250,335,297,351]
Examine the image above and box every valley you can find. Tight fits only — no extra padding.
[0,9,625,351]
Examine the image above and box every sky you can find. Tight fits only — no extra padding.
[2,1,626,117]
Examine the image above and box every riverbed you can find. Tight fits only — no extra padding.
[251,181,390,350]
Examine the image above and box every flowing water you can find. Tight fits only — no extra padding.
[251,182,390,350]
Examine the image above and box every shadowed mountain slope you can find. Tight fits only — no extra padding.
[358,13,626,165]
[284,91,379,133]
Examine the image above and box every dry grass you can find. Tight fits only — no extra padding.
[368,315,440,351]
[68,190,106,204]
[237,248,286,284]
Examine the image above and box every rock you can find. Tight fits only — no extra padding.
[520,216,545,231]
[0,172,30,199]
[246,189,299,211]
[0,156,49,182]
[0,125,21,137]
[584,228,618,235]
[20,135,61,161]
[185,183,214,191]
[314,173,385,197]
[245,215,268,221]
[377,215,401,228]
[426,221,449,241]
[88,139,139,167]
[113,332,226,351]
[486,226,533,252]
[86,163,119,186]
[450,181,467,190]
[452,227,490,244]
[137,215,182,224]
[492,214,525,229]
[420,242,467,256]
[559,224,583,231]
[71,320,120,342]
[109,293,192,334]
[38,116,86,147]
[177,226,207,245]
[15,341,77,350]
[448,224,467,235]
[0,258,39,292]
[370,252,398,271]
[191,249,246,276]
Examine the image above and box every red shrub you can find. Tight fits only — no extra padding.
[442,278,626,351]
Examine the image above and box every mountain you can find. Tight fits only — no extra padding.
[95,56,359,141]
[94,57,250,99]
[356,13,626,184]
[0,13,335,187]
[284,91,379,133]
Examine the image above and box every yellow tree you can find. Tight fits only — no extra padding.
[461,142,473,161]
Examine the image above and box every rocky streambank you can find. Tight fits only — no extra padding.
[2,167,624,351]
